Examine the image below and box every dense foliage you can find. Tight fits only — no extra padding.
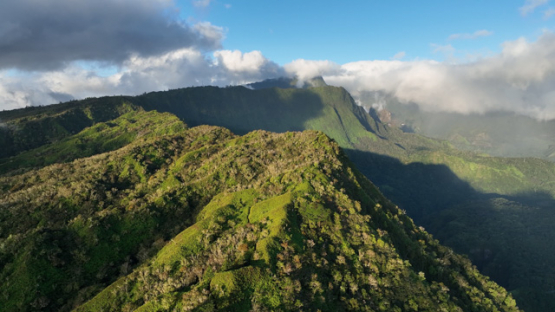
[425,198,555,312]
[2,81,553,310]
[0,110,518,311]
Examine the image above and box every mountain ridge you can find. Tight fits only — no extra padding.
[0,110,519,311]
[1,79,554,310]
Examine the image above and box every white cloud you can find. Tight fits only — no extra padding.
[3,24,555,123]
[225,4,232,9]
[193,22,226,46]
[431,44,455,54]
[213,50,285,83]
[448,30,494,40]
[321,32,555,120]
[283,60,342,86]
[544,7,555,18]
[520,0,549,16]
[215,50,267,73]
[193,0,212,8]
[0,48,285,110]
[391,51,406,60]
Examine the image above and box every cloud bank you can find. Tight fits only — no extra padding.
[0,0,283,110]
[315,32,555,120]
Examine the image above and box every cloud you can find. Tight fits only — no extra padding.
[520,0,549,16]
[213,50,285,83]
[544,7,555,18]
[321,32,555,120]
[194,22,226,46]
[283,60,343,85]
[3,8,555,123]
[0,49,284,110]
[391,52,406,60]
[193,0,212,8]
[431,44,455,54]
[225,4,232,9]
[448,30,494,40]
[0,0,223,71]
[430,44,456,59]
[216,50,272,73]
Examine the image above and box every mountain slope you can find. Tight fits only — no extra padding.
[1,82,553,310]
[0,109,519,311]
[0,108,185,175]
[0,98,136,159]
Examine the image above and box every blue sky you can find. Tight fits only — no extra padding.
[181,0,555,64]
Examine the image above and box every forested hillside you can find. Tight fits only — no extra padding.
[0,109,519,311]
[1,81,553,310]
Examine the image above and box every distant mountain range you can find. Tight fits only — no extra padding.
[357,91,555,162]
[1,77,553,310]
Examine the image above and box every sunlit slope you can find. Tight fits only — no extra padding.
[0,108,185,174]
[0,113,519,311]
[0,97,136,159]
[73,126,516,312]
[133,85,378,147]
[4,85,555,236]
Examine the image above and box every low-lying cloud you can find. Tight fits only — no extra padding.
[0,48,284,110]
[291,32,555,120]
[284,60,342,86]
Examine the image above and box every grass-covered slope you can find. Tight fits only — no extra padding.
[133,85,378,148]
[0,97,135,159]
[0,108,185,175]
[0,110,518,311]
[73,127,518,312]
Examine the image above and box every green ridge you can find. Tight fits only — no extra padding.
[0,110,519,311]
[1,82,551,310]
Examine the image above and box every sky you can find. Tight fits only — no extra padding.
[1,0,555,119]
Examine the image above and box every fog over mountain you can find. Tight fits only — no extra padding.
[323,32,555,120]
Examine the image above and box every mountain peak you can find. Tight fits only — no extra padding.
[245,76,328,90]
